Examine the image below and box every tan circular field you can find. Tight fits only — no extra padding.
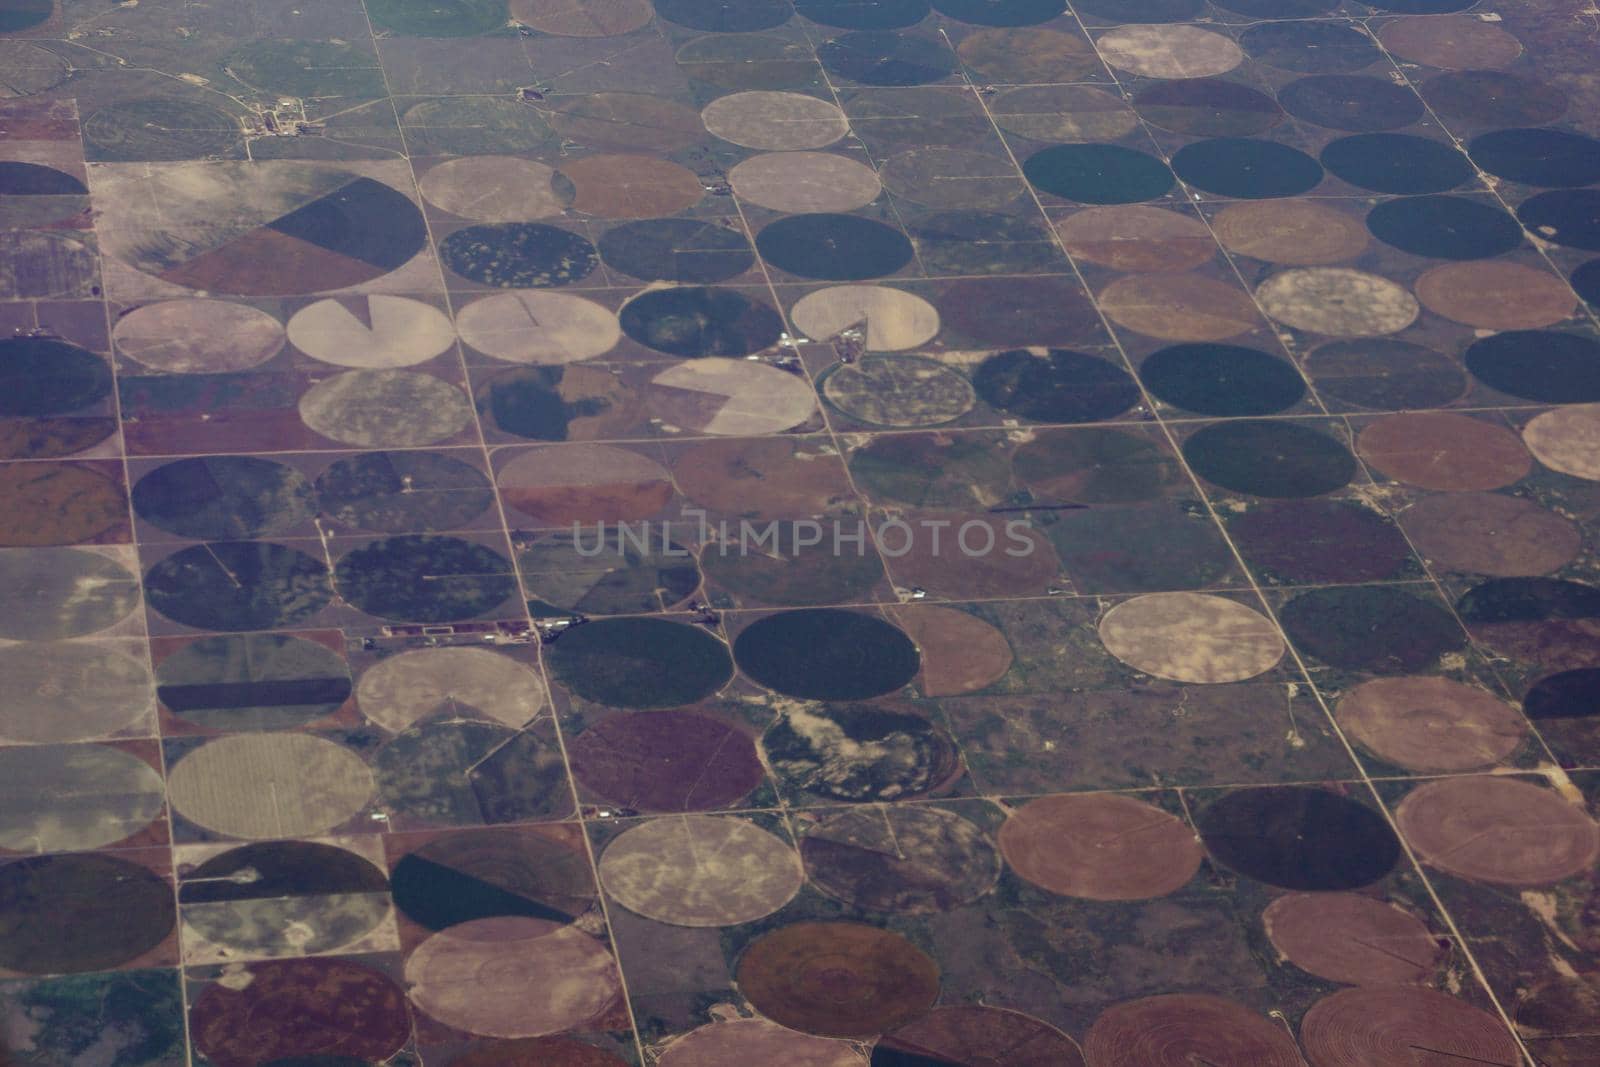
[113,298,285,373]
[287,295,456,369]
[1524,404,1600,481]
[729,151,882,213]
[1096,26,1244,79]
[457,291,622,364]
[406,917,623,1037]
[299,370,473,448]
[598,815,803,926]
[702,91,850,150]
[419,156,570,221]
[789,284,940,350]
[1098,592,1284,683]
[356,646,548,732]
[166,732,376,839]
[1256,268,1419,336]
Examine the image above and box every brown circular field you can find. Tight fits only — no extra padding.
[113,298,285,373]
[1357,412,1531,491]
[1415,261,1577,330]
[568,710,765,812]
[1228,499,1413,585]
[991,85,1140,143]
[1055,205,1215,272]
[598,814,803,926]
[166,732,374,840]
[657,1018,867,1066]
[561,154,704,218]
[418,156,569,221]
[1098,592,1284,684]
[1524,404,1600,482]
[875,1005,1086,1066]
[701,520,884,606]
[1099,273,1260,341]
[356,646,548,732]
[1096,26,1244,80]
[1255,269,1419,337]
[509,0,653,35]
[1399,492,1581,576]
[1377,15,1522,70]
[735,921,941,1039]
[1299,986,1521,1066]
[1263,892,1446,985]
[406,916,622,1037]
[0,462,123,546]
[885,511,1062,600]
[1469,617,1600,672]
[1012,427,1183,503]
[1396,775,1600,886]
[551,93,705,152]
[497,444,675,526]
[1084,994,1302,1066]
[729,151,882,213]
[190,958,411,1067]
[958,27,1101,82]
[672,436,853,518]
[1212,200,1368,265]
[889,603,1013,696]
[1336,676,1526,773]
[999,792,1202,900]
[938,276,1103,348]
[0,415,117,461]
[801,804,1001,913]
